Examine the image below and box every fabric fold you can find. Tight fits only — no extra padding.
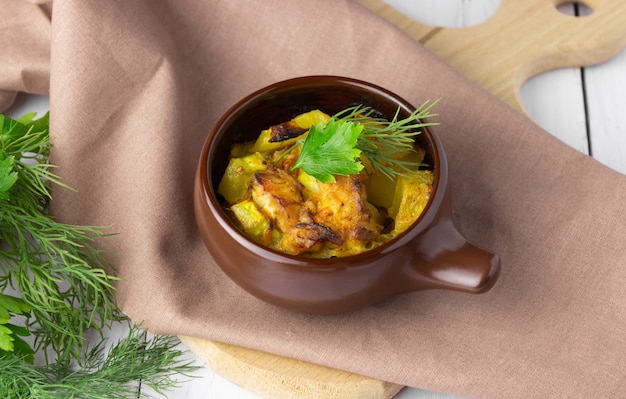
[0,0,51,111]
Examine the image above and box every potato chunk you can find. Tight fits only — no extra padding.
[389,170,434,235]
[363,149,426,208]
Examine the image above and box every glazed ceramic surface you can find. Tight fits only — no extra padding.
[194,76,500,314]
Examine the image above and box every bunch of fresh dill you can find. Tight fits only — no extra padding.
[0,112,198,398]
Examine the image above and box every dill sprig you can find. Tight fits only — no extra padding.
[1,111,201,397]
[0,325,200,399]
[342,100,439,179]
[1,202,122,363]
[0,112,123,364]
[287,100,439,183]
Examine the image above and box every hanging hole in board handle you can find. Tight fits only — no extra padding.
[554,0,594,16]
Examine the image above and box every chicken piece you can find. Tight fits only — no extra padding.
[308,174,384,256]
[250,167,340,255]
[269,144,301,172]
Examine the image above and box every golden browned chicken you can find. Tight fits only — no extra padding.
[248,166,385,256]
[307,174,384,257]
[249,166,342,255]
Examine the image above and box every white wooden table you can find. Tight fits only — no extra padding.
[6,1,625,398]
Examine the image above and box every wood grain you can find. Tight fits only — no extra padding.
[359,0,626,115]
[180,1,626,398]
[179,336,404,399]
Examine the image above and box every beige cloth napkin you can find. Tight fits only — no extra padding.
[0,0,50,110]
[4,1,626,398]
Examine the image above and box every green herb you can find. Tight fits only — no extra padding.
[0,293,34,364]
[286,100,439,182]
[0,154,18,200]
[0,112,122,364]
[0,111,200,397]
[291,117,365,183]
[0,325,199,399]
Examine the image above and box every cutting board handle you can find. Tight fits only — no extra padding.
[358,0,626,114]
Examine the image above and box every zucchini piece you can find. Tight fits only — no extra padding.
[218,152,267,204]
[249,110,329,153]
[230,199,278,244]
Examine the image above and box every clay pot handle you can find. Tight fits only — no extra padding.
[407,218,501,294]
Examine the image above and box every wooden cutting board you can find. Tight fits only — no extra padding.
[181,1,626,397]
[361,0,626,115]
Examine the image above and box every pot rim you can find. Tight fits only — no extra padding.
[196,75,449,268]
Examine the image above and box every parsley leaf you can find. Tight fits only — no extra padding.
[0,154,18,200]
[287,101,439,183]
[290,118,364,183]
[0,294,34,363]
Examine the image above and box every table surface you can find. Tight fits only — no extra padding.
[6,1,626,398]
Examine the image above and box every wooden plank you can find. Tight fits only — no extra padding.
[4,93,49,119]
[521,68,589,153]
[584,46,626,174]
[382,0,500,28]
[519,4,589,154]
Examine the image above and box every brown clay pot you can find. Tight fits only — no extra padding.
[194,75,500,314]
